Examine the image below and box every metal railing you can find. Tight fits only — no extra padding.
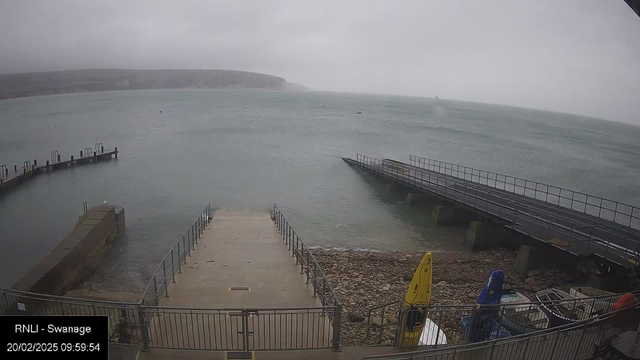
[409,155,640,231]
[140,204,213,306]
[362,301,640,360]
[272,205,340,308]
[365,291,635,347]
[272,204,342,351]
[353,155,640,269]
[143,305,338,351]
[0,288,144,345]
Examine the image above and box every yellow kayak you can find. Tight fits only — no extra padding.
[401,252,433,346]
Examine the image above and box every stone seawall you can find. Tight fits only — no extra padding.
[11,205,125,295]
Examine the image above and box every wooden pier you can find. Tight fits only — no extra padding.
[0,146,118,197]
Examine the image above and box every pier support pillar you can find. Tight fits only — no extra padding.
[465,221,505,251]
[387,182,410,194]
[514,245,540,275]
[406,192,444,207]
[431,205,472,226]
[406,193,427,206]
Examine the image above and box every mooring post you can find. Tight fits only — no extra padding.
[101,146,104,154]
[14,165,17,172]
[115,147,118,159]
[80,150,83,158]
[34,159,37,168]
[57,154,60,162]
[46,160,49,169]
[70,155,74,165]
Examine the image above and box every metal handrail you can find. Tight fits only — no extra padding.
[397,157,640,267]
[272,204,340,307]
[409,155,640,231]
[272,204,342,351]
[140,204,212,306]
[365,290,640,346]
[1,287,140,306]
[354,154,640,268]
[363,300,640,360]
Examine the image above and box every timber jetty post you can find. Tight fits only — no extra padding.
[0,145,118,197]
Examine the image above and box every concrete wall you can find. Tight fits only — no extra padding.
[11,205,125,295]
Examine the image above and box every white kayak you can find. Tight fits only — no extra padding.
[418,318,447,345]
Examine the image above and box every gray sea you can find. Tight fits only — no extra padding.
[1,89,639,290]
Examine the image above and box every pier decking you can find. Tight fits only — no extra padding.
[161,211,320,308]
[144,210,335,352]
[344,155,640,270]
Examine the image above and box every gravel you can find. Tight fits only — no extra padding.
[312,247,593,346]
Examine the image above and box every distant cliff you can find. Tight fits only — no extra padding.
[0,69,301,99]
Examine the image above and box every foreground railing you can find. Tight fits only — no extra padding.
[353,154,640,269]
[409,155,640,231]
[272,204,342,351]
[140,204,213,306]
[143,305,338,351]
[363,301,640,360]
[0,288,144,345]
[365,290,637,347]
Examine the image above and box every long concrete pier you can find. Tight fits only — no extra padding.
[145,210,333,353]
[344,155,640,273]
[0,145,118,197]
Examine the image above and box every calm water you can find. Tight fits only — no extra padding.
[1,89,639,290]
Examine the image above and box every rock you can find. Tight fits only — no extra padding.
[370,318,381,327]
[525,277,537,285]
[467,292,476,299]
[347,313,365,322]
[402,274,413,281]
[377,273,385,279]
[527,269,543,277]
[544,270,555,276]
[385,314,398,324]
[382,284,391,291]
[436,281,447,286]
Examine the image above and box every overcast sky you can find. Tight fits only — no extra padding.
[1,0,639,124]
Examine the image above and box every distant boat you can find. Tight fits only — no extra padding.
[435,95,438,99]
[499,290,549,334]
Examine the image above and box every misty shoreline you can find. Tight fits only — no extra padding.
[0,69,308,100]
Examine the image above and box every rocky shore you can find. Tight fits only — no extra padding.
[312,248,596,346]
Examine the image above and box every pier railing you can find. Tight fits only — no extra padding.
[140,204,213,306]
[272,204,342,351]
[272,205,340,308]
[354,155,640,269]
[409,155,640,231]
[141,305,338,351]
[362,301,640,360]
